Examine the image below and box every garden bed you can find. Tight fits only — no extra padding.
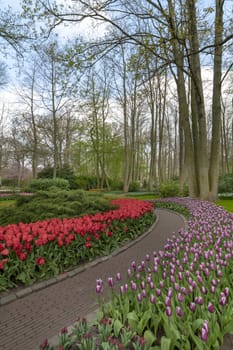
[38,198,233,350]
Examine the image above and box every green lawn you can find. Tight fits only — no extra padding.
[0,200,15,208]
[215,199,233,213]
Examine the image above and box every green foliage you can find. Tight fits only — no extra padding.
[108,179,124,191]
[1,178,19,187]
[157,181,189,198]
[129,181,141,192]
[76,175,98,190]
[218,174,233,194]
[215,199,233,213]
[26,178,69,192]
[0,190,114,226]
[37,165,78,189]
[154,201,190,218]
[159,181,180,198]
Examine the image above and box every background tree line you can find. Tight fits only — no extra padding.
[0,0,232,199]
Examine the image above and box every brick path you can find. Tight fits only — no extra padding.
[0,209,185,350]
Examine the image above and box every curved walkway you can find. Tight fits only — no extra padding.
[0,209,185,350]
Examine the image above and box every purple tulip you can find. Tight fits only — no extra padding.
[156,288,161,296]
[116,272,121,281]
[120,285,126,294]
[210,285,216,293]
[167,288,173,298]
[120,283,128,294]
[219,294,227,306]
[141,281,146,289]
[176,306,183,317]
[131,261,136,270]
[131,281,137,291]
[150,294,156,304]
[207,302,215,313]
[181,286,187,295]
[146,254,150,261]
[108,277,114,288]
[96,278,103,293]
[178,272,183,281]
[159,280,164,288]
[137,293,142,302]
[189,285,194,293]
[170,275,175,283]
[166,306,172,317]
[150,281,154,289]
[165,296,171,307]
[96,284,103,293]
[211,279,218,286]
[189,302,196,312]
[200,320,209,342]
[195,296,203,305]
[201,286,207,295]
[192,281,197,289]
[177,293,183,302]
[138,265,143,272]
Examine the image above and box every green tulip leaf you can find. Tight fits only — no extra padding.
[144,329,156,347]
[224,321,233,335]
[161,336,171,350]
[113,319,123,337]
[127,311,139,332]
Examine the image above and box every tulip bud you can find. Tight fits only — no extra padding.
[207,302,215,313]
[200,320,209,342]
[189,302,196,312]
[166,306,172,317]
[108,277,114,288]
[150,294,156,304]
[176,306,183,317]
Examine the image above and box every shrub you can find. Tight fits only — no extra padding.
[159,181,180,197]
[218,174,233,194]
[76,175,98,190]
[26,178,69,192]
[108,179,124,191]
[0,190,113,226]
[37,165,78,189]
[128,181,140,192]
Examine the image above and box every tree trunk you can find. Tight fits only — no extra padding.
[188,0,209,199]
[209,0,224,200]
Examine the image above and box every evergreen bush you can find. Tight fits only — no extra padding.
[0,190,113,226]
[26,178,69,192]
[159,181,180,197]
[218,174,233,194]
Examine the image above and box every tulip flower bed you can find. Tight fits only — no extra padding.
[0,199,155,291]
[94,198,233,349]
[39,198,233,350]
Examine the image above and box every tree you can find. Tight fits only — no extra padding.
[0,2,31,54]
[34,40,78,178]
[17,0,233,197]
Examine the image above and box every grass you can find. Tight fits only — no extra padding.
[0,200,15,208]
[215,199,233,213]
